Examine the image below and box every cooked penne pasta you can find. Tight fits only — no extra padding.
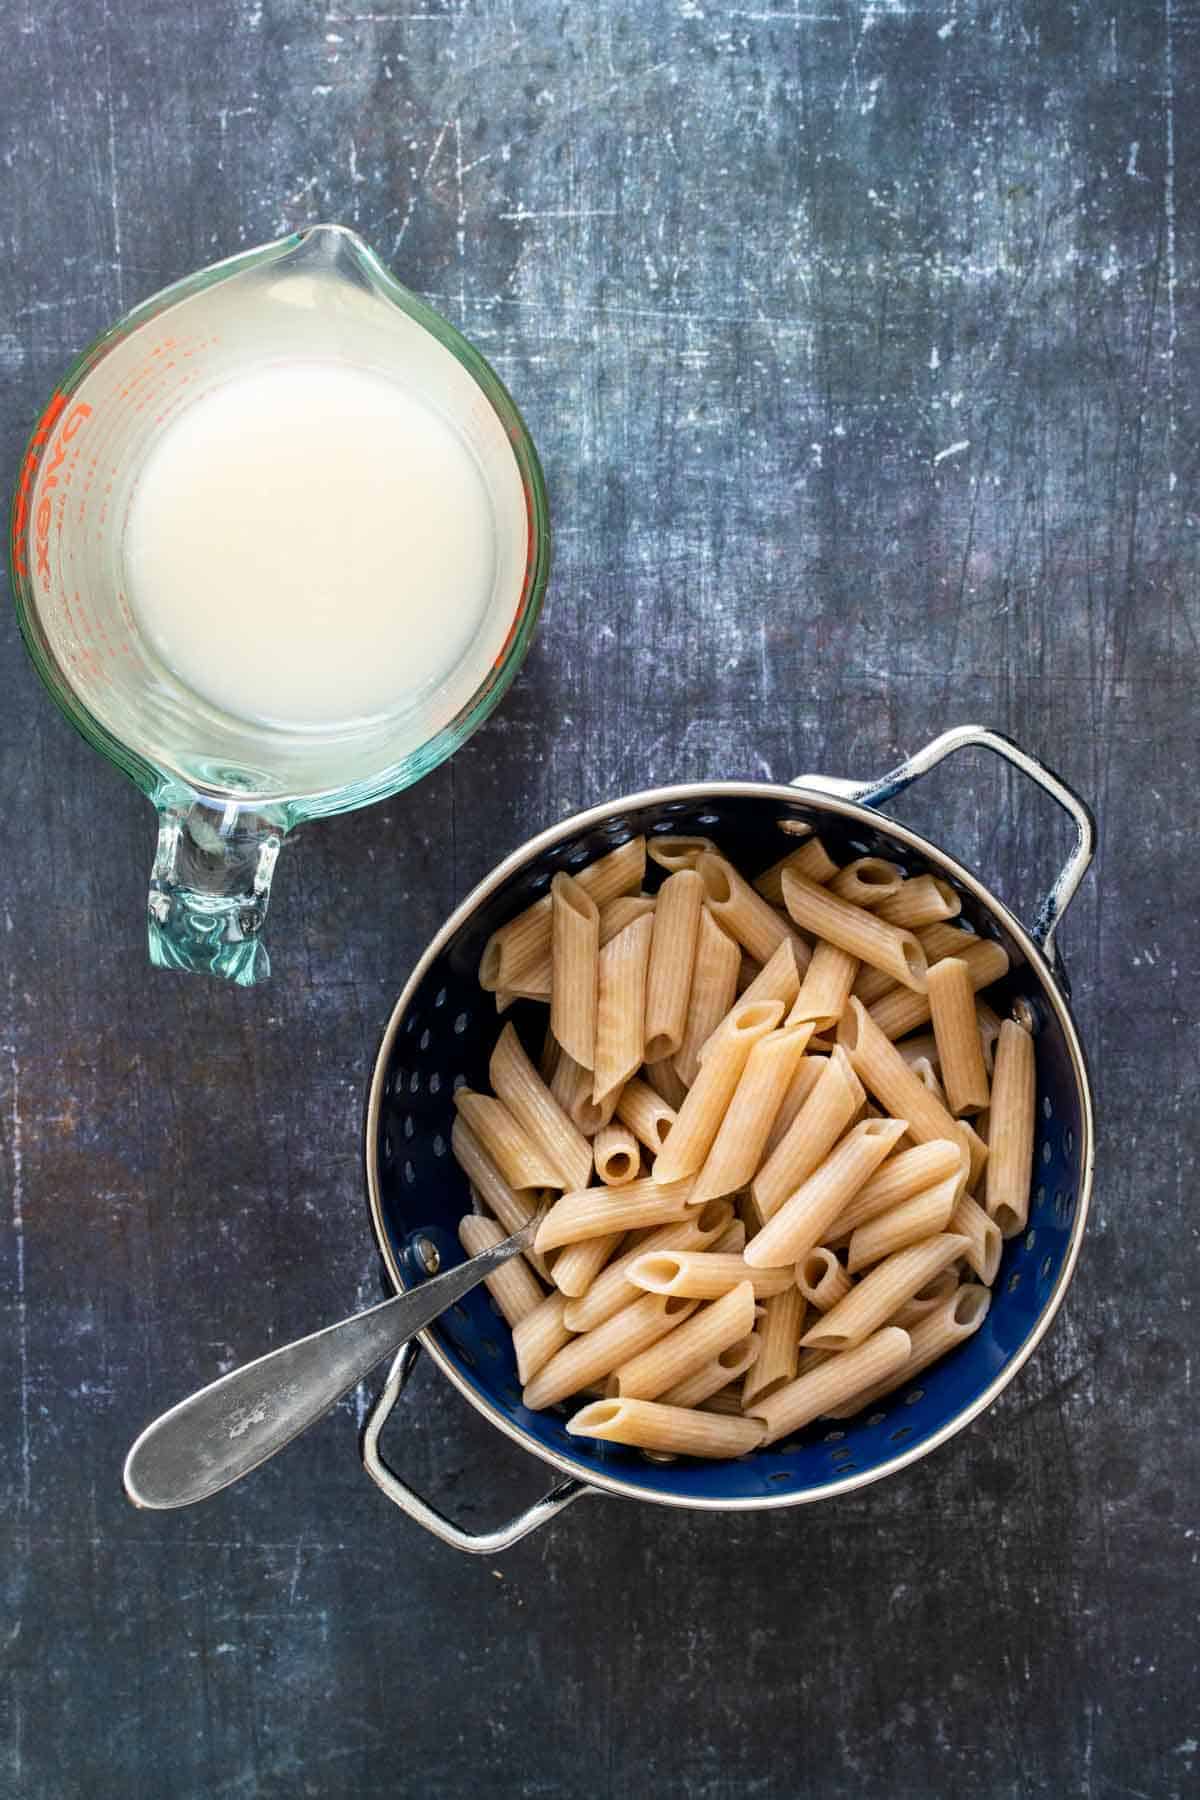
[500,961,552,1000]
[593,912,654,1106]
[479,836,646,990]
[735,953,762,995]
[927,956,990,1116]
[539,1023,561,1084]
[795,1246,852,1311]
[738,938,809,1011]
[613,1280,757,1400]
[652,1000,783,1185]
[647,834,718,873]
[868,936,1010,1040]
[763,1054,828,1155]
[660,1335,759,1408]
[753,838,839,906]
[697,852,803,966]
[452,1088,564,1191]
[598,894,656,946]
[787,940,859,1031]
[782,868,928,993]
[895,1032,940,1070]
[567,1395,764,1458]
[523,1292,697,1409]
[975,999,1003,1074]
[852,920,979,1007]
[550,872,599,1070]
[828,857,905,907]
[551,1230,625,1298]
[451,1117,555,1281]
[712,1218,747,1254]
[826,1284,991,1417]
[985,1019,1036,1236]
[593,1121,640,1186]
[691,1021,813,1204]
[643,869,705,1063]
[838,999,974,1156]
[615,1076,676,1154]
[698,1388,750,1417]
[672,907,742,1087]
[512,1291,574,1386]
[801,1233,969,1351]
[889,1267,959,1329]
[825,1136,964,1241]
[874,874,961,929]
[748,1326,913,1445]
[628,1249,796,1300]
[742,1286,806,1406]
[745,1116,909,1268]
[751,1045,866,1222]
[550,1045,618,1136]
[560,1199,732,1332]
[458,1215,546,1326]
[645,1056,690,1110]
[950,1190,1003,1285]
[490,1022,594,1193]
[535,1175,696,1252]
[846,1173,959,1271]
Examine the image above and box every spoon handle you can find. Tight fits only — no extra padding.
[123,1216,539,1509]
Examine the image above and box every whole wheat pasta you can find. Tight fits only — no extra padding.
[561,1199,732,1332]
[950,1191,1003,1285]
[846,1174,959,1271]
[550,873,599,1070]
[927,956,991,1116]
[691,1021,813,1205]
[753,838,839,906]
[985,1019,1036,1236]
[795,1247,852,1311]
[523,1292,697,1410]
[874,874,961,930]
[490,1023,593,1192]
[801,1234,969,1351]
[652,1000,783,1185]
[598,894,656,946]
[828,857,905,907]
[647,835,719,873]
[645,1056,690,1110]
[479,836,646,990]
[838,998,971,1153]
[513,1292,574,1386]
[567,1396,764,1459]
[959,1119,989,1193]
[763,1054,829,1156]
[751,1045,866,1222]
[539,1023,561,1085]
[869,937,1010,1040]
[738,938,810,1010]
[748,1327,913,1445]
[735,954,762,996]
[826,1285,991,1417]
[782,867,928,993]
[660,1335,759,1408]
[825,1137,963,1241]
[698,1388,750,1417]
[673,908,742,1087]
[975,999,1003,1074]
[742,1287,806,1406]
[696,852,803,965]
[593,1121,640,1186]
[895,1032,940,1070]
[788,940,859,1031]
[550,1045,618,1136]
[852,920,979,1007]
[535,1175,696,1253]
[745,1116,909,1268]
[712,1219,747,1254]
[613,1280,757,1400]
[501,962,552,1000]
[593,912,654,1106]
[889,1267,959,1329]
[643,869,705,1063]
[628,1249,796,1300]
[452,1089,564,1191]
[457,1214,546,1327]
[451,1117,554,1281]
[613,1076,675,1155]
[551,1231,625,1299]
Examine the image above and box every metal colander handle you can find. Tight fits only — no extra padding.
[362,1341,593,1552]
[795,725,1095,967]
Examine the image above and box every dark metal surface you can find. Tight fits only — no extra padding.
[1,3,1196,1796]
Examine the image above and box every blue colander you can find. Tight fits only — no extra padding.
[362,726,1094,1553]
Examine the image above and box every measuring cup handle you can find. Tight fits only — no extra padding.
[147,797,284,985]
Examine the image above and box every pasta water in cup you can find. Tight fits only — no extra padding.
[10,224,549,985]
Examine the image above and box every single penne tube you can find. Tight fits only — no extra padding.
[643,869,705,1063]
[838,998,969,1151]
[950,1191,1003,1285]
[927,956,991,1117]
[652,1000,784,1185]
[647,834,718,873]
[827,857,905,907]
[451,1116,554,1280]
[593,1121,640,1186]
[690,1021,813,1205]
[550,1046,619,1136]
[479,836,646,990]
[846,1173,959,1271]
[825,1137,963,1240]
[697,1387,749,1417]
[895,1032,940,1070]
[550,873,599,1070]
[561,1199,732,1332]
[745,1116,909,1268]
[712,1219,747,1254]
[910,1057,949,1108]
[490,1022,594,1192]
[458,1215,545,1326]
[874,874,961,929]
[673,908,742,1087]
[787,940,859,1031]
[751,1045,866,1221]
[959,1118,989,1193]
[737,938,810,1011]
[741,1286,806,1406]
[782,867,928,993]
[748,1326,912,1445]
[551,1230,625,1298]
[795,1246,852,1311]
[975,999,1003,1074]
[615,1076,676,1156]
[660,1334,759,1408]
[753,838,838,906]
[825,1284,991,1417]
[593,912,654,1106]
[852,920,979,1007]
[513,1291,574,1385]
[985,1019,1036,1236]
[523,1292,697,1409]
[452,1089,564,1190]
[628,1249,796,1300]
[868,937,1010,1040]
[598,894,656,946]
[501,960,552,1000]
[567,1395,764,1459]
[535,1174,696,1252]
[889,1267,959,1329]
[613,1280,757,1400]
[801,1233,969,1351]
[696,852,803,965]
[644,1056,690,1110]
[763,1054,828,1156]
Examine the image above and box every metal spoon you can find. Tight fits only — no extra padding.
[123,1208,547,1509]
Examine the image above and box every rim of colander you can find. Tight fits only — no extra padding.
[363,777,1095,1512]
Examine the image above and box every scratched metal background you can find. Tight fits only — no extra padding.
[2,2,1198,1796]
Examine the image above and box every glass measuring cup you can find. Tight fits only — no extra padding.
[9,225,549,984]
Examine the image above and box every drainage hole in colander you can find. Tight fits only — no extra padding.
[403,1115,415,1140]
[1066,1128,1075,1153]
[434,987,447,1008]
[1007,1270,1022,1293]
[1025,1228,1037,1250]
[696,813,721,826]
[768,1471,793,1485]
[1035,1183,1047,1213]
[404,1015,417,1035]
[823,1429,846,1443]
[402,1159,415,1185]
[837,1463,859,1474]
[528,873,551,894]
[382,1128,394,1163]
[830,1447,853,1465]
[1042,1141,1052,1164]
[890,1425,914,1444]
[419,1028,431,1051]
[1055,1190,1072,1222]
[453,1073,467,1092]
[458,1347,475,1368]
[1043,1095,1053,1119]
[429,1073,441,1096]
[454,1011,469,1035]
[904,1388,925,1406]
[567,849,590,868]
[432,1133,446,1157]
[1041,1255,1054,1281]
[409,1071,421,1094]
[866,1412,887,1427]
[642,1449,677,1464]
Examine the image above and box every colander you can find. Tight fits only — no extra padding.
[362,726,1095,1553]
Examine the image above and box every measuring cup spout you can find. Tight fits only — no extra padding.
[147,798,284,985]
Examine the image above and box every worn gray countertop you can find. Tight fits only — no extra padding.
[2,2,1197,1796]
